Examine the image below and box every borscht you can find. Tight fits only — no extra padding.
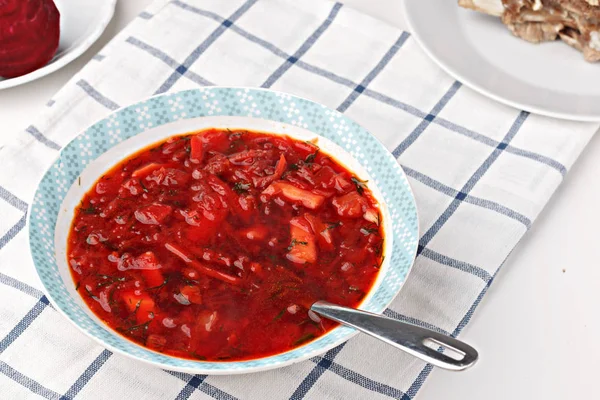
[67,128,385,361]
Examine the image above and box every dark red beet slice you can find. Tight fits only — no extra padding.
[0,0,61,79]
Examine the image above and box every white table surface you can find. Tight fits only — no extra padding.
[1,1,597,398]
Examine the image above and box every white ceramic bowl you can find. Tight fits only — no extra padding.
[29,87,419,374]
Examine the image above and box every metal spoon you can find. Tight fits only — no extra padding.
[311,301,478,371]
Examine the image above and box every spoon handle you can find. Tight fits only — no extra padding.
[311,301,478,371]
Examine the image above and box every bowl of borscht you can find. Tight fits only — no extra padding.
[29,87,419,374]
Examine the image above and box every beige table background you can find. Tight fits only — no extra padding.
[0,1,597,398]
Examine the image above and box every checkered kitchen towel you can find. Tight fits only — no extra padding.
[0,0,598,398]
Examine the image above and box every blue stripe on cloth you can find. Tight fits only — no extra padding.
[155,0,258,94]
[505,145,567,176]
[0,214,26,251]
[383,309,450,336]
[404,251,515,398]
[76,80,120,111]
[362,87,428,119]
[139,11,154,19]
[289,343,346,400]
[166,2,566,176]
[0,361,61,400]
[433,116,567,176]
[419,247,492,282]
[261,2,343,88]
[125,37,214,86]
[464,194,531,228]
[392,81,462,157]
[175,375,207,400]
[419,111,530,250]
[92,54,105,62]
[25,126,61,150]
[0,185,28,212]
[46,99,56,107]
[296,58,359,88]
[451,248,514,338]
[166,370,191,381]
[337,32,410,113]
[309,357,408,399]
[166,371,239,400]
[405,364,434,400]
[0,272,45,299]
[0,296,49,354]
[402,165,531,227]
[172,0,227,23]
[196,383,239,400]
[60,349,112,400]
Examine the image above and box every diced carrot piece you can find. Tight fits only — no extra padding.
[274,154,287,177]
[190,135,204,164]
[180,285,203,304]
[262,182,325,209]
[121,291,156,323]
[137,301,156,323]
[142,268,164,287]
[287,217,317,264]
[119,252,164,282]
[131,163,165,178]
[134,251,160,269]
[331,191,367,218]
[290,215,311,232]
[165,243,242,285]
[130,252,165,286]
[134,204,172,225]
[304,214,334,250]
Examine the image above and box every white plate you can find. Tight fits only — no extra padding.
[0,0,117,90]
[403,0,600,122]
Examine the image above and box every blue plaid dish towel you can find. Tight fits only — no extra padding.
[0,0,598,398]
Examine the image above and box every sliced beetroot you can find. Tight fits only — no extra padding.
[0,0,61,79]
